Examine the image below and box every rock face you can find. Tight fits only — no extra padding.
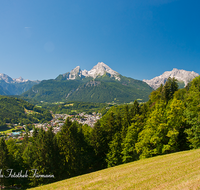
[0,73,13,83]
[68,66,82,80]
[13,76,29,83]
[87,62,120,80]
[61,62,121,81]
[143,68,199,89]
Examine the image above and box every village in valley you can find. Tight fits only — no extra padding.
[0,112,102,140]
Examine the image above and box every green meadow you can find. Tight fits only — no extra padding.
[30,148,200,190]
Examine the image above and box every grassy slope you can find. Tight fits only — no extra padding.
[30,149,200,190]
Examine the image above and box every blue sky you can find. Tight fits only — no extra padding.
[0,0,200,81]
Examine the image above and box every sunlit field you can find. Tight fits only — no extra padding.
[30,148,200,190]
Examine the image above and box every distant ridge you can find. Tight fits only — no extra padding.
[0,73,40,95]
[143,68,199,89]
[0,73,40,83]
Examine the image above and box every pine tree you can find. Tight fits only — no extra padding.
[130,100,140,118]
[6,138,25,187]
[0,138,11,187]
[105,111,116,142]
[90,120,108,169]
[163,77,178,103]
[57,118,90,178]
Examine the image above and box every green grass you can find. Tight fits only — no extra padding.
[29,149,200,190]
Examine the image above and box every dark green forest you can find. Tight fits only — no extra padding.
[0,96,52,130]
[1,76,200,189]
[38,101,110,115]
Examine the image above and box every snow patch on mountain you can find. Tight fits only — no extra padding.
[143,68,199,89]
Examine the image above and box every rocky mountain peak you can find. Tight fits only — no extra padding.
[88,62,120,79]
[0,73,40,84]
[0,73,13,83]
[13,76,29,83]
[68,66,82,80]
[66,62,120,80]
[73,66,81,72]
[0,73,41,95]
[143,68,199,89]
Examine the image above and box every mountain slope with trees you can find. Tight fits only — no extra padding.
[21,74,152,103]
[0,96,52,130]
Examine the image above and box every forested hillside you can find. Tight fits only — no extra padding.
[0,96,52,130]
[1,76,200,189]
[40,101,109,115]
[21,79,81,102]
[21,74,153,103]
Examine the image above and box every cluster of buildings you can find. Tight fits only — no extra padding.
[2,112,102,139]
[31,112,101,135]
[71,112,102,127]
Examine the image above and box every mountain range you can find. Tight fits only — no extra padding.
[21,62,153,103]
[143,68,199,89]
[1,63,199,103]
[0,74,40,95]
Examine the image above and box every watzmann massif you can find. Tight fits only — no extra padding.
[21,62,153,103]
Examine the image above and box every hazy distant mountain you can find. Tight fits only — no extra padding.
[22,62,153,103]
[143,68,199,89]
[0,73,40,95]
